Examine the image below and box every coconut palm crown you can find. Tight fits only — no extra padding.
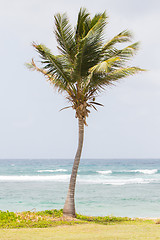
[27,8,144,217]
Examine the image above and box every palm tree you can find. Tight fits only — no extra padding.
[27,8,144,217]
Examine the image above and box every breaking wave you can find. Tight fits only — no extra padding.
[97,169,158,175]
[0,175,70,182]
[0,175,159,185]
[127,169,158,174]
[96,170,112,174]
[37,169,67,173]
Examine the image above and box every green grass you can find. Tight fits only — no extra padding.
[76,213,132,224]
[1,223,160,240]
[0,209,159,229]
[0,209,81,228]
[0,210,160,239]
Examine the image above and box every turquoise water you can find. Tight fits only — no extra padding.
[0,159,160,218]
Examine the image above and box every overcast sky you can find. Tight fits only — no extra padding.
[0,0,160,159]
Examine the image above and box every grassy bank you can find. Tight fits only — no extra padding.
[1,209,157,229]
[0,209,78,228]
[0,210,160,239]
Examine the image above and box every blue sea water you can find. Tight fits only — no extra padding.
[0,159,160,218]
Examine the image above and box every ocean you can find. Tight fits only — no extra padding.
[0,159,160,218]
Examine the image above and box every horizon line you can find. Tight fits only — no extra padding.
[0,158,160,160]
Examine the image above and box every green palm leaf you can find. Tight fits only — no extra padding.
[75,7,90,41]
[88,67,145,92]
[104,42,140,63]
[102,30,132,52]
[32,43,73,91]
[54,13,76,62]
[73,12,107,78]
[89,57,121,73]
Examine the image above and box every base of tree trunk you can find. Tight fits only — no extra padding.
[63,194,76,218]
[63,212,76,218]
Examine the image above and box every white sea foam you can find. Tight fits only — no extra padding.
[78,177,157,185]
[0,175,70,182]
[103,178,153,185]
[0,174,158,185]
[96,170,112,175]
[37,169,67,173]
[127,169,158,175]
[96,169,158,175]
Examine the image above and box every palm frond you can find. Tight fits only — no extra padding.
[54,13,76,62]
[26,58,53,78]
[102,30,132,52]
[32,43,73,91]
[104,42,140,62]
[59,106,72,111]
[73,12,107,78]
[88,66,145,92]
[75,9,108,42]
[90,104,98,111]
[75,7,90,42]
[116,42,140,59]
[89,57,120,73]
[90,13,107,27]
[108,67,145,81]
[89,101,104,106]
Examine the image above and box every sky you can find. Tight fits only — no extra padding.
[0,0,160,159]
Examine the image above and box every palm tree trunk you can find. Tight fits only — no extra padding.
[63,117,84,217]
